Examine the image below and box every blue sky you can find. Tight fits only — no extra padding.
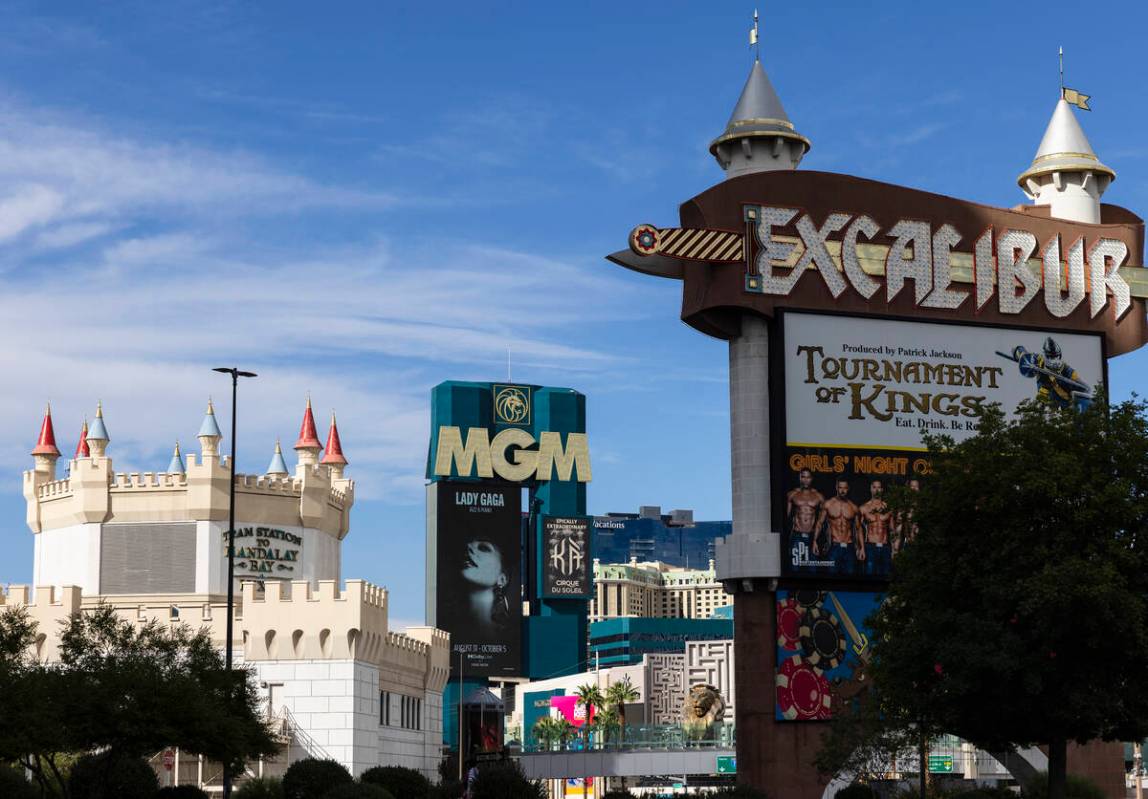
[2,1,1147,627]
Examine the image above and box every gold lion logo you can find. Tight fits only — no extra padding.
[493,385,530,425]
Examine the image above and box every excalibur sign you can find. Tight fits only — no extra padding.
[604,21,1148,796]
[626,185,1147,322]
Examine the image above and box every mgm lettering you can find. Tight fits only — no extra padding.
[223,526,302,575]
[432,426,592,482]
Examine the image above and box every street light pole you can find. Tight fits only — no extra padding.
[213,367,257,799]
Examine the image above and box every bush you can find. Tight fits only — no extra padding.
[235,777,285,799]
[951,788,1018,799]
[282,759,353,799]
[471,762,545,799]
[705,787,772,799]
[0,767,39,799]
[1022,772,1105,799]
[836,785,878,799]
[323,785,393,799]
[361,765,430,799]
[70,752,159,799]
[430,778,464,799]
[155,787,210,799]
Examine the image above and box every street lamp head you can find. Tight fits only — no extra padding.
[212,367,258,378]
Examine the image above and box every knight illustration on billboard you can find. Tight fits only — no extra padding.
[997,336,1094,411]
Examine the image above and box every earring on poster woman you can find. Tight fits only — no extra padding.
[492,580,511,625]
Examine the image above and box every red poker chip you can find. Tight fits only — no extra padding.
[776,655,832,720]
[777,598,802,651]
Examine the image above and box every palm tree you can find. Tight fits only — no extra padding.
[573,683,605,795]
[573,683,605,746]
[605,677,640,744]
[532,716,558,751]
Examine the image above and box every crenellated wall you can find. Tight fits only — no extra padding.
[25,453,353,539]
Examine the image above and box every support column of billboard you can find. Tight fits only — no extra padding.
[715,314,781,584]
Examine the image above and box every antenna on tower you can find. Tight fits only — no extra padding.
[1059,46,1064,89]
[749,8,760,62]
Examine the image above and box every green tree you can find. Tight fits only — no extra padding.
[857,398,1148,799]
[572,683,605,794]
[234,777,284,799]
[359,765,429,799]
[604,677,639,743]
[323,784,393,799]
[282,758,353,799]
[68,751,157,799]
[469,761,544,799]
[0,603,278,798]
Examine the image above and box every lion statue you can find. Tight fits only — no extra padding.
[681,684,726,740]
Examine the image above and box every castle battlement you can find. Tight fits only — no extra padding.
[111,471,189,489]
[36,478,72,500]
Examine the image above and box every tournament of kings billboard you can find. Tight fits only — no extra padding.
[775,589,881,721]
[434,480,522,676]
[781,311,1104,580]
[541,516,592,598]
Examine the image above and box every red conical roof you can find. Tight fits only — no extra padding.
[31,403,60,457]
[294,396,322,451]
[75,420,90,458]
[321,412,348,466]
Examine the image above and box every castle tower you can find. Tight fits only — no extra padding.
[320,412,348,481]
[74,419,90,459]
[294,397,322,471]
[86,402,109,459]
[167,442,185,475]
[713,29,810,552]
[709,57,811,178]
[1017,95,1114,224]
[31,403,61,480]
[197,399,223,459]
[266,440,289,477]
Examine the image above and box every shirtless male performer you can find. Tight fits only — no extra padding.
[786,468,826,568]
[894,478,921,553]
[818,479,861,575]
[859,480,894,577]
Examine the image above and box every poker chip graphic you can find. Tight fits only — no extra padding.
[777,597,802,651]
[776,654,832,720]
[792,590,825,609]
[798,607,846,672]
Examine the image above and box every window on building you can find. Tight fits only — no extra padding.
[380,691,391,726]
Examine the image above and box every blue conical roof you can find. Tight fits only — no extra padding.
[167,442,185,475]
[198,399,223,439]
[266,440,289,476]
[86,401,109,442]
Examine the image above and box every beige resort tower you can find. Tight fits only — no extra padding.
[7,400,450,787]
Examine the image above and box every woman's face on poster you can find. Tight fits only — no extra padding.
[462,539,505,587]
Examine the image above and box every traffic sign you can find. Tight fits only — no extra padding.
[927,754,954,773]
[717,755,737,774]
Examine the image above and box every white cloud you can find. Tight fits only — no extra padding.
[0,95,640,508]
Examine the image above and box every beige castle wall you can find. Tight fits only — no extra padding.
[0,580,449,688]
[25,454,354,540]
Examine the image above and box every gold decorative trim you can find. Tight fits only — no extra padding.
[708,129,812,154]
[1016,162,1116,186]
[729,117,796,131]
[1033,151,1098,164]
